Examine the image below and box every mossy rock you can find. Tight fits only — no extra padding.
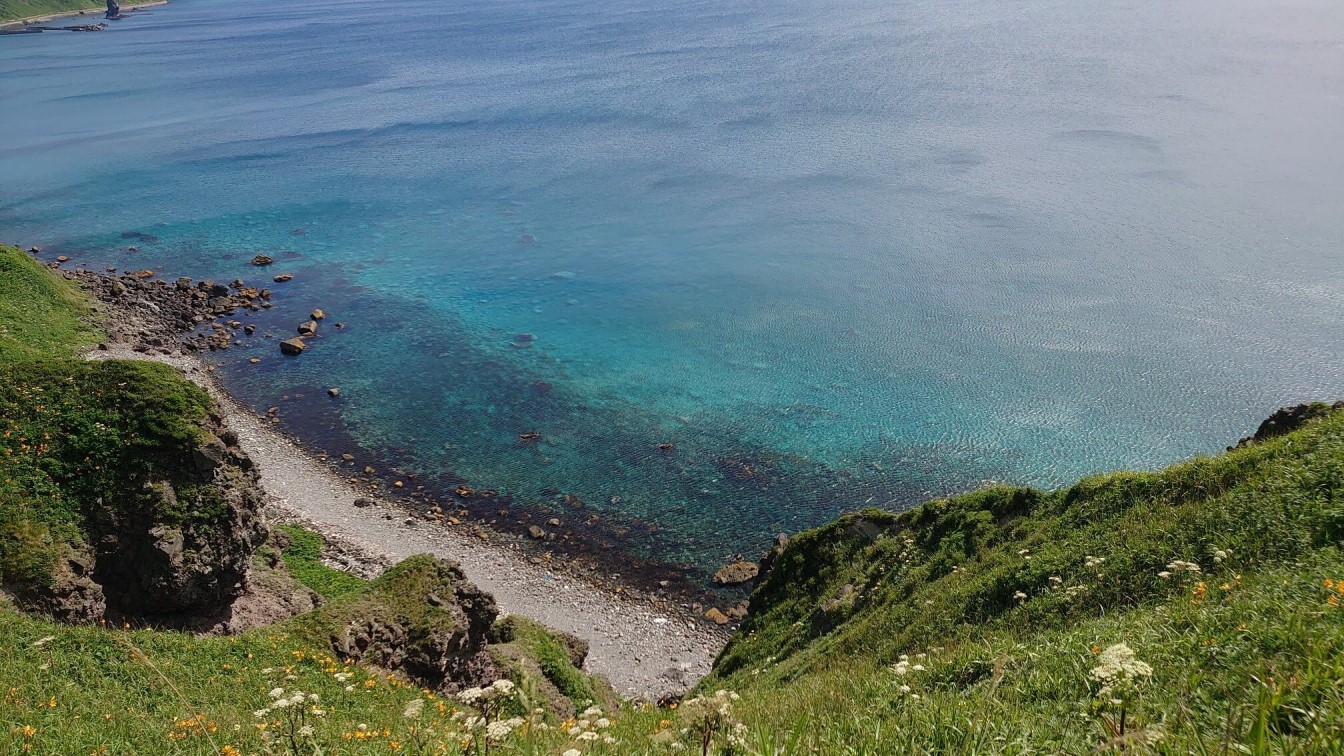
[287,555,499,690]
[487,614,616,717]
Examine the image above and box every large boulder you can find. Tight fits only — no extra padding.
[301,555,499,691]
[713,560,759,586]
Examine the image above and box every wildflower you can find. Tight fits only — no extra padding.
[221,747,241,756]
[582,706,603,718]
[268,688,285,699]
[563,750,581,756]
[31,636,55,648]
[334,672,352,682]
[20,725,37,738]
[1084,556,1105,569]
[1013,590,1028,601]
[457,687,484,705]
[1166,560,1201,574]
[298,725,314,737]
[1191,581,1208,602]
[490,678,516,696]
[603,735,618,744]
[898,684,911,694]
[345,685,355,693]
[252,709,270,718]
[595,717,611,728]
[485,720,513,741]
[403,699,425,720]
[1089,643,1153,707]
[578,730,599,741]
[1157,571,1172,579]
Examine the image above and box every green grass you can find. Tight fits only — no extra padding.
[273,524,367,601]
[0,246,100,362]
[693,405,1344,752]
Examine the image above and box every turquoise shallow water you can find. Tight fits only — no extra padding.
[3,0,1343,577]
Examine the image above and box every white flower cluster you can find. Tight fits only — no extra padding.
[890,654,927,699]
[485,716,526,741]
[1089,643,1153,703]
[1210,547,1230,564]
[666,690,746,749]
[1158,560,1201,578]
[565,707,617,745]
[254,688,322,718]
[1084,555,1106,569]
[456,678,517,706]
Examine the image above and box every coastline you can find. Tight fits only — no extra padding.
[0,0,166,28]
[54,257,728,700]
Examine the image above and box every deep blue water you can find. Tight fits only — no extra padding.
[3,0,1343,577]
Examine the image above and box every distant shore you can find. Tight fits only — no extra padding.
[0,0,166,28]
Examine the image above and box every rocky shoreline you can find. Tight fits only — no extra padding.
[0,0,166,30]
[39,251,730,699]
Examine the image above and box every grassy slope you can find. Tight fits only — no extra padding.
[0,246,100,362]
[274,524,368,602]
[703,408,1344,752]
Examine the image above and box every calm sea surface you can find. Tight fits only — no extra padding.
[3,0,1342,577]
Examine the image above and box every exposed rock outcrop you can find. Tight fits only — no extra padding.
[306,555,499,691]
[1232,401,1344,449]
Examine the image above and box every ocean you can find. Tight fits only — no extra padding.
[3,0,1342,579]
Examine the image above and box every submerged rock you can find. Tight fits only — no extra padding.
[713,560,759,586]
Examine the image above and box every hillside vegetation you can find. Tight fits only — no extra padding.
[0,0,109,24]
[2,243,1341,753]
[703,404,1344,752]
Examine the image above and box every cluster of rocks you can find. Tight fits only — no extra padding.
[66,267,275,355]
[281,308,330,356]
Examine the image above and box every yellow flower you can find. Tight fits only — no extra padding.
[20,726,37,738]
[221,747,241,756]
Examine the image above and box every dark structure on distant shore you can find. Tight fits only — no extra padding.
[105,0,121,19]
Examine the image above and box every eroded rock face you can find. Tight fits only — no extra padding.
[317,555,500,691]
[22,549,107,624]
[89,413,269,623]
